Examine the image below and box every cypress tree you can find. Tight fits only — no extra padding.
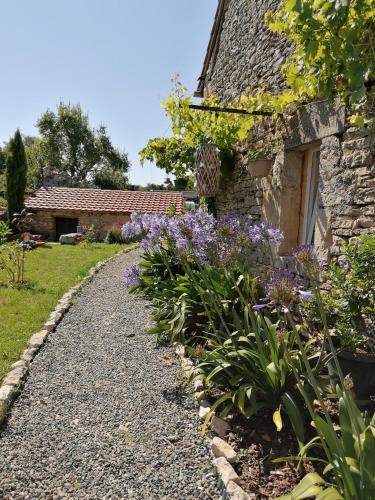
[6,130,28,221]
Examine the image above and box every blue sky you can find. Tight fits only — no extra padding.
[0,0,217,185]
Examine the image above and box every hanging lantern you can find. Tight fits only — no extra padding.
[194,143,221,197]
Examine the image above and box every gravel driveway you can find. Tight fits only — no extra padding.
[0,248,219,499]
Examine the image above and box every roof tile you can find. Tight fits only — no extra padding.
[26,187,185,215]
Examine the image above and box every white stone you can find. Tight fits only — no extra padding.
[29,330,48,348]
[49,311,62,324]
[226,480,254,499]
[193,379,204,392]
[59,233,81,245]
[44,321,56,333]
[198,400,211,420]
[211,437,237,463]
[11,360,27,370]
[54,305,67,315]
[21,348,38,363]
[211,415,230,438]
[213,457,240,486]
[60,293,72,302]
[2,367,26,387]
[181,358,194,377]
[0,385,16,402]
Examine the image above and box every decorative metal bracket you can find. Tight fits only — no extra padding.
[188,104,273,117]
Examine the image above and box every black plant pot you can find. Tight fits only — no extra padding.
[326,342,375,401]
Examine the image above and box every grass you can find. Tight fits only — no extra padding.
[0,242,131,382]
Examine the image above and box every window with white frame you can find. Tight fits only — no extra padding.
[301,149,320,246]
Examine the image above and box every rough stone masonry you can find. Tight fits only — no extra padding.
[198,0,375,258]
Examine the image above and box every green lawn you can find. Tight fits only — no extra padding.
[0,242,130,382]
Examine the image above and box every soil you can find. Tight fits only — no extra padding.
[222,410,319,498]
[213,397,346,498]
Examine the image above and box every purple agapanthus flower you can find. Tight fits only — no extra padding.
[168,208,217,265]
[264,268,300,308]
[298,290,314,301]
[124,264,141,289]
[292,244,326,278]
[122,212,149,242]
[252,303,270,310]
[123,210,287,270]
[248,223,284,245]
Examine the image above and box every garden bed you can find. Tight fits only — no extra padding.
[227,411,318,498]
[122,211,375,499]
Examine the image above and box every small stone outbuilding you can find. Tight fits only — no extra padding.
[196,0,375,258]
[26,187,185,241]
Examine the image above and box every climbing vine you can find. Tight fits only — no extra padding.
[140,0,375,176]
[139,81,296,177]
[268,0,375,125]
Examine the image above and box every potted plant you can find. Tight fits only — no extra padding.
[305,234,375,400]
[245,150,274,178]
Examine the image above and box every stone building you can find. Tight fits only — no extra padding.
[26,187,185,241]
[196,0,375,257]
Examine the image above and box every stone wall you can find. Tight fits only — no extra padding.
[215,159,263,219]
[218,124,375,257]
[204,0,292,100]
[319,127,375,255]
[199,0,375,258]
[30,210,130,241]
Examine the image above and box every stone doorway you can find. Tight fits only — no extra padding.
[55,217,79,241]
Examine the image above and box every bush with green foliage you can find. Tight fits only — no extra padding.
[278,246,375,500]
[105,227,125,244]
[83,225,97,243]
[303,234,375,350]
[191,312,313,446]
[0,222,28,286]
[94,168,127,190]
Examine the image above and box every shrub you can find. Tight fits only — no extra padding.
[303,234,375,350]
[106,227,125,244]
[0,221,12,245]
[191,311,312,446]
[0,221,29,285]
[83,225,97,243]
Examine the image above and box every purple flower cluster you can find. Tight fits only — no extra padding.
[121,210,285,270]
[124,264,141,289]
[248,223,284,245]
[141,214,170,253]
[253,268,314,313]
[216,215,250,268]
[169,209,216,264]
[122,209,217,264]
[264,268,300,311]
[121,212,148,241]
[292,244,326,271]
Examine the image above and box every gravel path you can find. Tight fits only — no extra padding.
[0,248,219,499]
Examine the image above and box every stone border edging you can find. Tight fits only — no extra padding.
[0,244,138,428]
[174,343,253,500]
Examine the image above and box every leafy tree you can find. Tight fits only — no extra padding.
[23,136,48,188]
[35,102,130,185]
[94,168,127,190]
[5,130,28,220]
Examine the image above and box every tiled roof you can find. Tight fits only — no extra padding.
[26,187,185,214]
